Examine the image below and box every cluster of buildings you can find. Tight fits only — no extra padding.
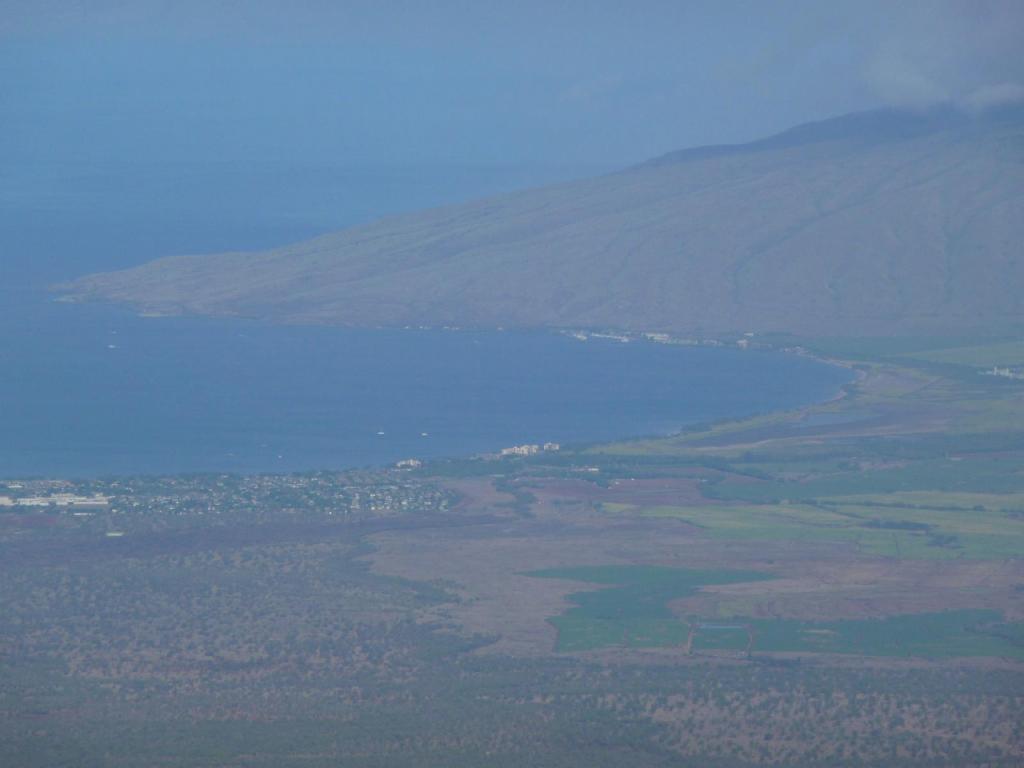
[981,366,1024,380]
[0,472,455,527]
[499,442,560,457]
[0,493,110,508]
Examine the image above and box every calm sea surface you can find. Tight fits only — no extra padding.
[0,162,851,477]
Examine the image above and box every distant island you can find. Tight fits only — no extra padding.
[60,105,1024,337]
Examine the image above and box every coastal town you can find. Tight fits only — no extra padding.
[0,471,455,537]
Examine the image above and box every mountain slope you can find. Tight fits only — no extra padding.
[62,107,1024,336]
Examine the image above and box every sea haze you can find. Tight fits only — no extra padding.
[0,162,850,477]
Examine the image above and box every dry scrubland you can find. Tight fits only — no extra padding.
[2,334,1024,766]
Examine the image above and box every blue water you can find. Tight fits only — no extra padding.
[0,162,851,477]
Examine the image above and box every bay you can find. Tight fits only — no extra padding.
[0,162,850,477]
[0,291,849,477]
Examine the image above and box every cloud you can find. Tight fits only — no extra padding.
[960,82,1024,112]
[866,52,949,109]
[862,0,1024,109]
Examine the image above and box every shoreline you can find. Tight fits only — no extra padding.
[0,328,861,483]
[4,292,868,481]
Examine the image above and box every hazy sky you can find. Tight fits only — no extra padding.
[2,0,1023,168]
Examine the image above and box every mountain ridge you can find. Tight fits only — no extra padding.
[61,105,1024,337]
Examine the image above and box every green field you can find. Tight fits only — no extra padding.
[690,625,749,651]
[747,610,1024,659]
[708,457,1024,503]
[832,490,1024,512]
[531,568,1024,659]
[690,612,1024,658]
[619,498,1024,560]
[527,566,769,652]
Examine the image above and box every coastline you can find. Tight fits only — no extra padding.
[3,288,855,480]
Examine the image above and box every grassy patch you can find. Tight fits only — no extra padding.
[691,625,749,651]
[610,499,1024,560]
[904,340,1024,368]
[531,567,1024,658]
[748,610,1024,659]
[830,491,1024,512]
[708,457,1024,502]
[588,411,794,455]
[802,336,984,363]
[638,502,916,556]
[526,566,769,652]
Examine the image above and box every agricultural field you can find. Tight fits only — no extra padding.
[615,498,1024,559]
[527,566,769,651]
[3,335,1023,766]
[531,566,1024,658]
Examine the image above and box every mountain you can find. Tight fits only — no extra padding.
[61,106,1024,337]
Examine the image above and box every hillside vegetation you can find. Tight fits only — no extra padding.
[63,106,1024,336]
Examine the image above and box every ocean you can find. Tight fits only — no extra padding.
[0,162,850,477]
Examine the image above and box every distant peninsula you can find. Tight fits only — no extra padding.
[60,105,1024,338]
